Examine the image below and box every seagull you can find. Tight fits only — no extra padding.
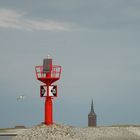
[17,95,26,101]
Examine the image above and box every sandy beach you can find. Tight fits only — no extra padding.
[12,124,140,140]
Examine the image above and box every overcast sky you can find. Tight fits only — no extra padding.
[0,0,140,128]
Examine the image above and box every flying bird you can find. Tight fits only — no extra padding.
[17,95,26,101]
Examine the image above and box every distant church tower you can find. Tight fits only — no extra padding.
[88,99,97,127]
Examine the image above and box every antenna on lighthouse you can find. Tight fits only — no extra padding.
[47,54,51,59]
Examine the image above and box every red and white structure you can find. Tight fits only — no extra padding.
[35,55,62,125]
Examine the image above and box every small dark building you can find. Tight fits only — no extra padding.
[15,125,26,129]
[88,99,97,127]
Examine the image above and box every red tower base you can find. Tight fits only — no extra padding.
[45,97,53,125]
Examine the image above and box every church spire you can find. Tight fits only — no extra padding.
[88,99,97,127]
[91,99,94,113]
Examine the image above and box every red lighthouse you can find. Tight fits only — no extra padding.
[35,55,62,125]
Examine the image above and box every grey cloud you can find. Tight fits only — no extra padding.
[0,9,74,31]
[23,0,140,30]
[1,1,140,30]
